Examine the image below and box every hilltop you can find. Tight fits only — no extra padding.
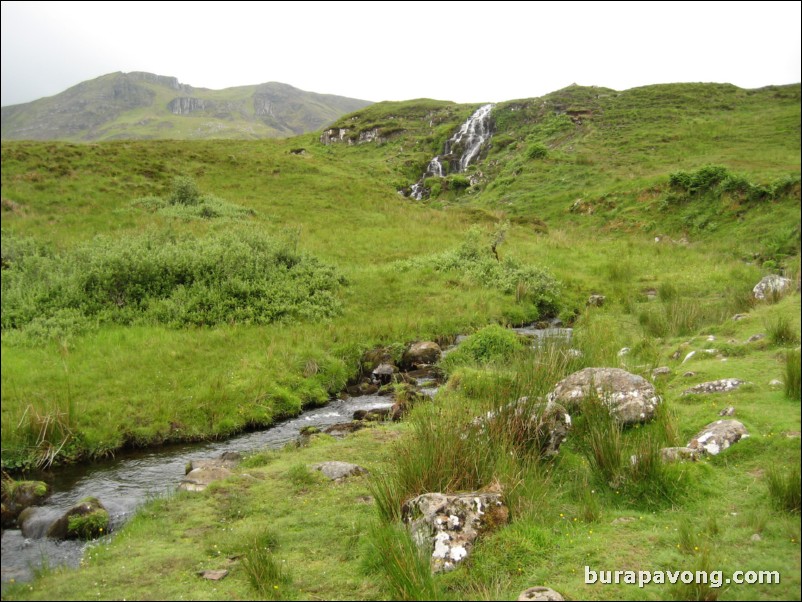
[0,71,372,141]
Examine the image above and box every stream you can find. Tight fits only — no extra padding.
[0,392,405,587]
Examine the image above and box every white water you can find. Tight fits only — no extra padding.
[410,103,494,199]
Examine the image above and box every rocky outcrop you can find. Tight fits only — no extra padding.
[168,97,209,115]
[320,127,351,144]
[403,492,508,573]
[311,461,368,482]
[547,367,661,425]
[753,275,792,300]
[682,379,748,395]
[687,419,749,455]
[517,587,566,601]
[401,341,442,369]
[46,497,109,540]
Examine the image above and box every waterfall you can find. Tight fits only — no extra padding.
[409,103,494,200]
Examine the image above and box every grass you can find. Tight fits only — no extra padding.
[0,81,800,600]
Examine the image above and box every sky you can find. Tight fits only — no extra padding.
[1,0,800,107]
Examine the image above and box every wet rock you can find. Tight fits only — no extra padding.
[547,367,661,425]
[1,480,49,528]
[718,406,736,416]
[587,294,606,307]
[401,341,442,369]
[403,492,508,573]
[517,586,565,601]
[660,447,700,462]
[180,466,233,492]
[47,497,109,540]
[682,378,748,395]
[311,461,368,482]
[371,363,396,385]
[753,275,792,300]
[353,407,392,421]
[323,421,366,438]
[687,419,749,455]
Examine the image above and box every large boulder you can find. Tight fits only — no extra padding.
[682,378,748,395]
[687,419,749,455]
[402,492,508,573]
[46,497,109,540]
[547,367,661,425]
[753,275,792,300]
[401,342,442,369]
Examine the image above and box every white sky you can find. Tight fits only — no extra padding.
[1,0,800,107]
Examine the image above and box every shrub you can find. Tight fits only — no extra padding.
[765,315,799,346]
[168,175,200,205]
[440,324,524,374]
[525,142,549,159]
[241,531,292,600]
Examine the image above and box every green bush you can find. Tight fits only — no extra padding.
[1,229,345,336]
[525,142,549,159]
[767,466,801,513]
[440,324,523,374]
[168,175,201,206]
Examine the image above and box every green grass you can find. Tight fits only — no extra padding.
[0,81,800,600]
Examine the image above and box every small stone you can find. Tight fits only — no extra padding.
[732,313,748,321]
[683,371,696,377]
[651,366,671,379]
[706,335,716,342]
[718,406,736,416]
[617,347,630,357]
[198,570,228,581]
[660,447,699,462]
[768,379,783,388]
[517,586,565,601]
[587,294,606,307]
[747,333,765,343]
[311,461,368,482]
[682,351,696,364]
[750,534,762,542]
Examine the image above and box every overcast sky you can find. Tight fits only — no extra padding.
[1,0,800,107]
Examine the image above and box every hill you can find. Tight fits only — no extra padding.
[0,71,372,141]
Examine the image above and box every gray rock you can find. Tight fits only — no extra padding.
[179,466,233,492]
[687,420,749,455]
[547,367,661,425]
[769,379,783,388]
[682,378,748,395]
[753,275,792,300]
[651,366,671,379]
[617,347,630,357]
[185,453,240,474]
[371,363,396,385]
[401,341,442,368]
[718,406,736,416]
[750,533,762,542]
[587,294,606,307]
[517,586,565,601]
[746,333,765,343]
[732,313,748,321]
[198,569,228,580]
[311,461,368,482]
[683,371,696,377]
[660,447,700,462]
[403,492,508,573]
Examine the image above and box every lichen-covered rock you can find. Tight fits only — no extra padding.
[682,378,748,395]
[403,492,508,573]
[687,420,749,455]
[660,447,700,462]
[311,461,368,482]
[517,586,565,601]
[753,275,792,300]
[46,497,109,540]
[547,367,661,425]
[401,341,442,369]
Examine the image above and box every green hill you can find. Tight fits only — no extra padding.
[1,82,800,601]
[0,71,372,141]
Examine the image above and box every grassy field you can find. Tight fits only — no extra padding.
[1,82,800,600]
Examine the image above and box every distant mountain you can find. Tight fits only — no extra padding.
[0,72,373,141]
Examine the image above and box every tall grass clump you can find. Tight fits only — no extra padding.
[765,315,800,346]
[785,349,801,400]
[366,523,442,601]
[241,530,293,600]
[132,175,255,221]
[1,228,345,337]
[767,466,801,513]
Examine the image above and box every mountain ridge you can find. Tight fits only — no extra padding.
[0,71,373,141]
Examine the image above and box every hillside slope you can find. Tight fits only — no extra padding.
[0,71,372,141]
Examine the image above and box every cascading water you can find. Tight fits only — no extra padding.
[410,103,495,200]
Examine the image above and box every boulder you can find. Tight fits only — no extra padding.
[682,378,748,395]
[311,461,368,482]
[517,586,566,601]
[371,363,396,385]
[1,480,49,528]
[179,466,233,492]
[401,341,442,369]
[753,275,792,300]
[403,492,508,573]
[547,367,661,425]
[46,497,109,540]
[687,420,749,455]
